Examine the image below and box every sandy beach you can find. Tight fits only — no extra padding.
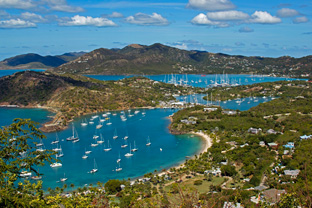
[156,131,213,176]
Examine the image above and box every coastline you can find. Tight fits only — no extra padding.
[156,131,213,178]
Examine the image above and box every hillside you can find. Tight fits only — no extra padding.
[0,52,85,70]
[0,71,184,131]
[51,43,312,78]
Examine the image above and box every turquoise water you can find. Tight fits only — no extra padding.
[0,70,298,191]
[176,94,275,111]
[0,69,45,77]
[88,74,301,88]
[1,108,202,190]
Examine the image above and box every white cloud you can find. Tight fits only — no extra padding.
[0,18,36,28]
[108,12,123,18]
[20,12,47,23]
[250,11,281,24]
[206,10,249,21]
[277,8,300,18]
[59,15,117,27]
[125,13,169,26]
[191,13,229,27]
[0,0,35,9]
[187,0,236,11]
[238,26,254,33]
[41,0,84,12]
[293,16,309,24]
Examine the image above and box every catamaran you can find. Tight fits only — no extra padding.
[115,164,122,172]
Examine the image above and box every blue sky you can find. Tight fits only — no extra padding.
[0,0,311,60]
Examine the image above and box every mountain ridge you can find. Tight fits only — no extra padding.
[51,43,312,77]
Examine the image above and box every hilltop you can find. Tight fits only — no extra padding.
[0,52,85,70]
[51,43,312,78]
[0,71,185,131]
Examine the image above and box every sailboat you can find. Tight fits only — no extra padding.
[89,159,98,173]
[85,149,92,154]
[106,117,112,125]
[56,146,64,157]
[146,136,151,146]
[36,139,44,147]
[97,134,104,144]
[103,140,112,152]
[125,144,133,157]
[117,152,121,163]
[113,129,118,139]
[60,173,67,182]
[50,155,62,168]
[51,133,59,144]
[66,125,79,141]
[115,163,122,172]
[121,140,128,148]
[131,141,138,152]
[96,118,103,129]
[53,144,62,151]
[81,119,88,126]
[91,142,98,147]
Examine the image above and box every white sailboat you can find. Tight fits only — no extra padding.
[81,119,88,126]
[85,149,92,154]
[131,141,138,152]
[51,133,59,144]
[50,155,62,168]
[125,144,133,157]
[60,173,67,182]
[117,152,121,163]
[66,125,79,141]
[121,140,128,148]
[97,133,104,144]
[56,146,64,157]
[146,136,151,146]
[96,118,103,129]
[89,159,98,173]
[103,140,112,152]
[36,139,44,147]
[113,129,118,139]
[115,163,122,172]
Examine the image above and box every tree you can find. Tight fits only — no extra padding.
[104,179,122,194]
[0,119,56,207]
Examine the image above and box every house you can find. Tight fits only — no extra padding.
[222,110,237,115]
[262,189,286,204]
[180,119,196,125]
[300,135,312,140]
[204,107,218,112]
[283,142,294,149]
[267,129,277,134]
[248,127,262,134]
[205,167,221,177]
[284,169,300,179]
[268,142,278,150]
[259,141,266,147]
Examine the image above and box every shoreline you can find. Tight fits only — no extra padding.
[156,131,213,178]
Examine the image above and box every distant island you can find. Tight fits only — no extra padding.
[1,43,311,78]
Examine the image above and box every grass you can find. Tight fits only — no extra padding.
[164,175,224,194]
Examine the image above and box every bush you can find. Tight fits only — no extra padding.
[194,180,203,185]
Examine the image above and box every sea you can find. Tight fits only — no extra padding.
[0,70,303,191]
